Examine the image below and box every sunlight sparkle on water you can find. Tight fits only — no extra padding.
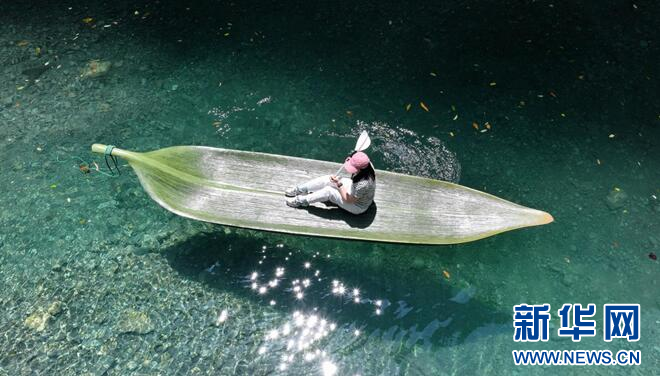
[261,311,339,373]
[322,360,338,376]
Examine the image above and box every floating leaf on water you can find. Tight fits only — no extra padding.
[90,143,553,244]
[449,131,454,137]
[451,105,456,112]
[472,122,479,130]
[489,82,497,87]
[608,134,615,138]
[442,270,450,279]
[405,103,411,111]
[420,102,429,112]
[430,72,437,77]
[82,17,94,24]
[485,122,491,130]
[452,114,458,121]
[17,40,29,47]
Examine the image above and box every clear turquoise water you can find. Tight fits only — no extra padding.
[1,1,658,374]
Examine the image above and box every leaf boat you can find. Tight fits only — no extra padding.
[91,143,553,244]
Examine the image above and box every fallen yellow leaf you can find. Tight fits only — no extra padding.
[17,40,29,47]
[420,102,429,112]
[442,270,451,279]
[405,103,411,111]
[489,82,497,87]
[472,122,479,130]
[82,17,94,24]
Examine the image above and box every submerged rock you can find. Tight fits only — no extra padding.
[25,311,51,331]
[22,65,50,81]
[117,310,154,334]
[449,286,477,304]
[605,188,628,210]
[47,301,63,316]
[81,59,112,78]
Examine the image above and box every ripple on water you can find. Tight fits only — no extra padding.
[328,120,462,183]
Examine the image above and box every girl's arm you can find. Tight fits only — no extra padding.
[336,182,357,203]
[331,176,357,203]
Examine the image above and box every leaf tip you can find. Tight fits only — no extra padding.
[537,211,554,225]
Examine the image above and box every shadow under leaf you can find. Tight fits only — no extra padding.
[161,229,510,351]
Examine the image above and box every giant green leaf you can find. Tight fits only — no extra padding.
[92,144,553,244]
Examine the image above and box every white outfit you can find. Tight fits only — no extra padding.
[298,175,369,215]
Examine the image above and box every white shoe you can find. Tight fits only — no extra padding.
[284,186,306,197]
[286,196,308,208]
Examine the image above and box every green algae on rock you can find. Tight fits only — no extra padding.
[25,311,51,332]
[116,310,154,334]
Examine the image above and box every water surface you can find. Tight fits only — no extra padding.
[1,0,658,374]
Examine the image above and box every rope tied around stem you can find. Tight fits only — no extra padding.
[104,145,120,176]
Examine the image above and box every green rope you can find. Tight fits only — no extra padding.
[103,145,121,176]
